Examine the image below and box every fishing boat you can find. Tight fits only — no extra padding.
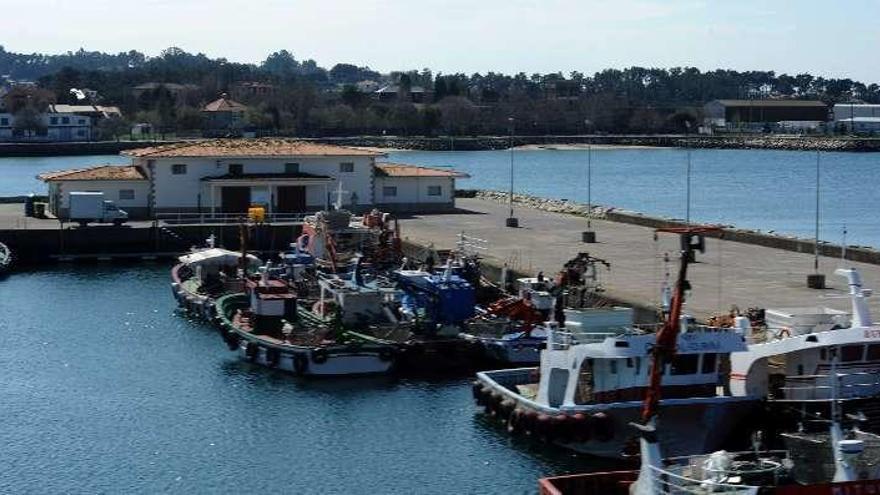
[730,266,880,431]
[539,353,880,495]
[0,241,12,274]
[473,228,760,459]
[214,266,397,377]
[463,252,620,366]
[297,193,401,274]
[170,236,262,320]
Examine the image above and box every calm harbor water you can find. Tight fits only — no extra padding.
[0,265,599,494]
[2,148,878,246]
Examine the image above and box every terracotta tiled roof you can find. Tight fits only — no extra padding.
[123,139,385,158]
[375,162,469,178]
[38,165,147,182]
[202,96,248,112]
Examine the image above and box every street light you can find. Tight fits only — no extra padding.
[807,150,826,289]
[505,117,519,228]
[581,138,596,243]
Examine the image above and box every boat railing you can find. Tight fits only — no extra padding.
[631,323,734,334]
[156,212,309,225]
[648,450,788,494]
[777,371,880,400]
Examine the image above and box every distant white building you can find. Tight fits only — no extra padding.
[39,139,468,219]
[831,104,880,133]
[0,111,91,141]
[38,165,150,219]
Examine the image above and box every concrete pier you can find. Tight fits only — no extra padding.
[399,198,880,319]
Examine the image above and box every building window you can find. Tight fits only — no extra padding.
[50,117,58,125]
[119,189,135,200]
[339,162,354,173]
[285,163,300,174]
[61,116,70,124]
[229,163,243,176]
[427,185,442,196]
[172,164,187,175]
[78,119,85,125]
[383,186,397,197]
[77,129,86,137]
[0,117,7,126]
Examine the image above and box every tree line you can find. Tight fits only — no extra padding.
[3,45,878,137]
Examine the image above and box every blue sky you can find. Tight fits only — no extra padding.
[3,0,878,81]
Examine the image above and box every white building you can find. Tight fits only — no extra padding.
[0,111,91,141]
[832,103,880,121]
[38,165,150,219]
[39,139,468,219]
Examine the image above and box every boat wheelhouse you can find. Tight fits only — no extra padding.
[171,245,262,320]
[731,268,880,429]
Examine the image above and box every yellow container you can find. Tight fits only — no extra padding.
[248,206,266,223]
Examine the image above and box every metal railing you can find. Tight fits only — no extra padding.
[155,211,310,225]
[778,371,880,400]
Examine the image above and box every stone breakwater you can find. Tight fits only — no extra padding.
[314,135,880,152]
[468,189,880,266]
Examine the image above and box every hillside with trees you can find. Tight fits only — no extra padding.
[4,45,878,137]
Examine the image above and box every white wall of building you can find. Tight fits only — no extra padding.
[0,111,90,141]
[374,176,454,204]
[138,156,376,210]
[832,104,880,122]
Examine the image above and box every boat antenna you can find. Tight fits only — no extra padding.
[505,117,518,228]
[238,220,248,276]
[841,223,847,267]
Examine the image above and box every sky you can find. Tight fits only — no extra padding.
[2,0,879,82]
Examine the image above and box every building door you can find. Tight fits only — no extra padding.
[276,186,306,213]
[221,186,251,213]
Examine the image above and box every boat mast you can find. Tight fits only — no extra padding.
[641,227,716,424]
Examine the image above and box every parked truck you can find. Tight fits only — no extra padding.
[68,192,129,227]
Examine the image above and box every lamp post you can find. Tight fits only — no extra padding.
[581,140,596,243]
[807,150,826,289]
[505,117,519,228]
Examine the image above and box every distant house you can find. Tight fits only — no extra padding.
[201,94,248,135]
[232,81,276,101]
[703,99,829,131]
[373,85,431,103]
[0,111,91,142]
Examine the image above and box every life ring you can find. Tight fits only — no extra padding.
[245,343,259,362]
[297,234,310,252]
[592,412,613,442]
[571,413,591,442]
[293,353,309,375]
[311,348,329,364]
[472,381,484,401]
[499,399,516,420]
[535,414,553,442]
[379,347,395,362]
[507,409,524,434]
[222,330,240,351]
[265,348,280,368]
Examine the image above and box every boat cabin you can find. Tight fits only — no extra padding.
[537,325,748,408]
